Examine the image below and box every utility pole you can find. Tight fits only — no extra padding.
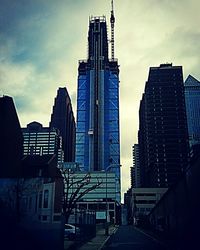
[104,164,119,235]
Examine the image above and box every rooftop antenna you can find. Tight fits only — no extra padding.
[110,0,115,60]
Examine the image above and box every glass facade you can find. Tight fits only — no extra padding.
[76,69,120,174]
[184,75,200,146]
[75,16,120,181]
[76,71,90,170]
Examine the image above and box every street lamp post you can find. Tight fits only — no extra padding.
[104,164,121,236]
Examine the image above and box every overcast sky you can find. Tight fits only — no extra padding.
[1,0,200,199]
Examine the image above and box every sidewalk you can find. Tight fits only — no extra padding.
[134,226,176,250]
[64,224,118,250]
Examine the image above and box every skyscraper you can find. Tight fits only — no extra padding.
[131,144,141,188]
[138,64,190,187]
[184,74,200,147]
[75,14,120,178]
[50,87,76,162]
[22,121,64,164]
[0,96,23,177]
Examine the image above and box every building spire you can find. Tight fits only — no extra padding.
[110,0,115,60]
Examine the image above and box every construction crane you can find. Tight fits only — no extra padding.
[110,0,115,60]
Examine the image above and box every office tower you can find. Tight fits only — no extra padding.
[184,75,200,147]
[0,96,23,177]
[75,15,120,178]
[131,144,141,188]
[138,94,147,187]
[138,64,190,187]
[50,87,76,162]
[22,121,64,163]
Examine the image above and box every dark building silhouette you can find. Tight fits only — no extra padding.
[124,188,132,225]
[0,154,64,250]
[149,150,200,250]
[184,74,200,147]
[131,144,141,188]
[50,88,76,162]
[22,154,61,178]
[138,64,190,187]
[0,96,23,177]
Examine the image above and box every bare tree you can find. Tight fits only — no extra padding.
[1,178,43,222]
[61,168,102,223]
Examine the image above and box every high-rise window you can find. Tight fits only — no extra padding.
[43,190,49,208]
[39,191,42,208]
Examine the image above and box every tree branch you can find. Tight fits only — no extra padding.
[61,170,103,222]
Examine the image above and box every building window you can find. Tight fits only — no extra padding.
[79,204,87,210]
[88,203,97,210]
[35,195,38,212]
[30,145,34,155]
[109,203,114,209]
[39,146,43,156]
[43,215,47,221]
[43,190,49,208]
[39,191,42,208]
[29,197,32,210]
[99,203,106,210]
[53,215,61,221]
[39,169,42,176]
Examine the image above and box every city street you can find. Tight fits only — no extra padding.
[103,225,167,250]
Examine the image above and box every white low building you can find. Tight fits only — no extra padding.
[131,188,168,223]
[63,169,121,224]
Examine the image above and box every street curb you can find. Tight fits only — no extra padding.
[98,235,110,250]
[98,226,119,250]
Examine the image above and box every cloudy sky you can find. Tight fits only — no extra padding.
[1,0,200,199]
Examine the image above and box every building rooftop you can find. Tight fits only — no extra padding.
[89,15,106,23]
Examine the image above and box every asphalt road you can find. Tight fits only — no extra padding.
[103,225,167,250]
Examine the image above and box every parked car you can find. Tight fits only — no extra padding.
[64,224,80,239]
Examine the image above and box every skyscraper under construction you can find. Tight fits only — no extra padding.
[75,4,120,180]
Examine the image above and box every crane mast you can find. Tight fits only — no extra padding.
[110,0,115,60]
